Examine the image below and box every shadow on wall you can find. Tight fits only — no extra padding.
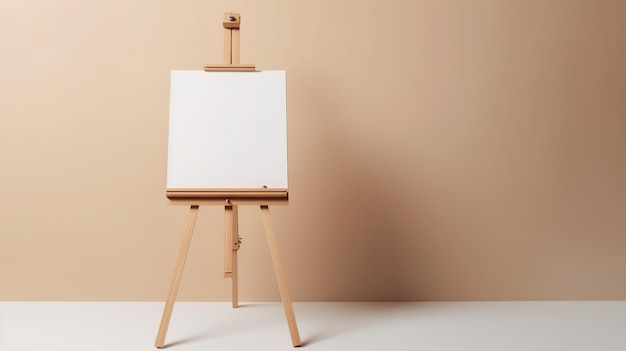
[300,75,428,301]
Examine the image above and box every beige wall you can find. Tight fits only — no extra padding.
[1,0,625,301]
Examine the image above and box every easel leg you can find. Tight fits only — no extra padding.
[224,205,240,307]
[260,206,301,347]
[224,206,233,276]
[155,205,199,348]
[229,205,240,308]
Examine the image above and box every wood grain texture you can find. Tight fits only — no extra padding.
[203,64,255,72]
[167,198,288,206]
[224,206,233,275]
[231,205,239,308]
[155,206,199,348]
[167,189,287,198]
[232,28,241,64]
[260,205,301,347]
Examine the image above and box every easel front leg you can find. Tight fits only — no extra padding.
[260,206,301,347]
[155,205,199,348]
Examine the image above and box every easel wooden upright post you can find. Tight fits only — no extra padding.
[154,13,301,348]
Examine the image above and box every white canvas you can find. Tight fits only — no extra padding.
[166,70,288,189]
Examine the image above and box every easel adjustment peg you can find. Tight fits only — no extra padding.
[233,236,242,250]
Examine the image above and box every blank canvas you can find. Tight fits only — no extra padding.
[166,70,288,189]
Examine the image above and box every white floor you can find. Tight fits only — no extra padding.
[1,301,625,351]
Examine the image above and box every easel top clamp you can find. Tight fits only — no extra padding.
[204,13,255,72]
[166,12,288,206]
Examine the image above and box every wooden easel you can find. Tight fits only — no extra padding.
[154,13,301,348]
